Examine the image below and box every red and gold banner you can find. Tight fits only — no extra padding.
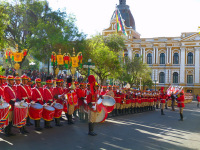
[14,52,23,62]
[57,55,64,65]
[71,57,79,68]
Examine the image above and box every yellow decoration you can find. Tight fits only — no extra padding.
[57,55,64,65]
[14,63,20,70]
[55,68,59,75]
[71,57,79,68]
[14,52,23,62]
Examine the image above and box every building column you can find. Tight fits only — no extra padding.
[180,47,185,83]
[152,69,154,80]
[168,69,171,84]
[153,47,155,64]
[128,48,132,60]
[140,47,142,57]
[143,48,145,63]
[155,69,158,81]
[169,47,172,64]
[165,69,168,83]
[156,47,158,64]
[166,47,168,64]
[195,47,200,83]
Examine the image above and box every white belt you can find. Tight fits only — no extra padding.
[37,98,42,100]
[22,97,28,99]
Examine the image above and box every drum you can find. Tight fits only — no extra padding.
[95,105,108,123]
[102,95,116,113]
[13,102,28,127]
[52,103,63,118]
[29,103,43,120]
[43,106,55,121]
[0,102,10,129]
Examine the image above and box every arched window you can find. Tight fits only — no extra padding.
[147,53,152,64]
[160,53,165,64]
[173,53,179,64]
[187,52,193,64]
[173,72,178,83]
[159,72,165,83]
[135,53,139,58]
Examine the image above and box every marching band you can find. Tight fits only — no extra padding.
[0,74,186,137]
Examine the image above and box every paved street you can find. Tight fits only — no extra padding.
[1,101,200,150]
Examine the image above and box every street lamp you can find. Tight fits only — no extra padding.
[154,80,157,91]
[83,59,95,78]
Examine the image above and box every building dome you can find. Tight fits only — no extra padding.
[111,0,136,31]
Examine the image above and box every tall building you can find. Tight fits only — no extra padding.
[103,0,200,94]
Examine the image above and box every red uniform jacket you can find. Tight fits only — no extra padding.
[76,88,86,106]
[100,91,107,96]
[3,85,17,111]
[53,86,64,105]
[177,95,185,108]
[16,84,30,103]
[31,87,44,105]
[43,87,54,103]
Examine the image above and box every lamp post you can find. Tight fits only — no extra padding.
[83,59,95,78]
[154,80,157,91]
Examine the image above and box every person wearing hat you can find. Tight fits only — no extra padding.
[53,79,64,126]
[2,76,7,87]
[15,75,30,134]
[76,83,86,121]
[160,87,166,115]
[87,75,99,136]
[31,78,44,131]
[43,77,54,128]
[21,75,33,126]
[3,75,17,136]
[100,86,107,96]
[177,91,185,121]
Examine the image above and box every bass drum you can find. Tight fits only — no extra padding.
[13,102,28,127]
[52,103,63,118]
[102,95,116,113]
[0,102,10,129]
[43,106,55,121]
[29,103,43,120]
[95,105,108,123]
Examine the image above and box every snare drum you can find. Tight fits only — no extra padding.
[29,103,43,120]
[13,102,28,127]
[43,106,55,121]
[0,102,10,129]
[102,95,116,113]
[52,103,63,118]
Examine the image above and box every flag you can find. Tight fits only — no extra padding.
[115,7,127,36]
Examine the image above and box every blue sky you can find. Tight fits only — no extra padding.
[48,0,200,38]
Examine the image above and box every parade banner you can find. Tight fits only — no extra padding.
[57,55,64,65]
[14,52,23,62]
[71,57,79,68]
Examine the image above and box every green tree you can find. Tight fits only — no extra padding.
[0,1,9,50]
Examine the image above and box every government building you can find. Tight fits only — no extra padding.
[103,0,200,94]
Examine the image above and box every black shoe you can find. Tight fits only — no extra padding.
[26,117,33,126]
[35,120,42,131]
[55,118,63,126]
[20,126,29,134]
[5,122,16,137]
[88,123,97,136]
[67,115,74,125]
[88,131,97,136]
[161,109,165,115]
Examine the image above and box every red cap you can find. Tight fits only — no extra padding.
[0,75,3,79]
[56,79,61,83]
[15,76,21,80]
[35,78,41,83]
[21,75,28,80]
[46,80,52,84]
[102,86,107,88]
[7,75,14,80]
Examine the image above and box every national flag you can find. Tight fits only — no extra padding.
[115,7,127,36]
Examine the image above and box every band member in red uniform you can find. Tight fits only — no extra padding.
[177,91,185,121]
[160,87,165,115]
[43,77,54,128]
[100,86,107,96]
[2,76,7,87]
[31,78,44,131]
[15,75,29,134]
[53,79,64,126]
[87,75,99,136]
[3,75,17,136]
[76,83,86,121]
